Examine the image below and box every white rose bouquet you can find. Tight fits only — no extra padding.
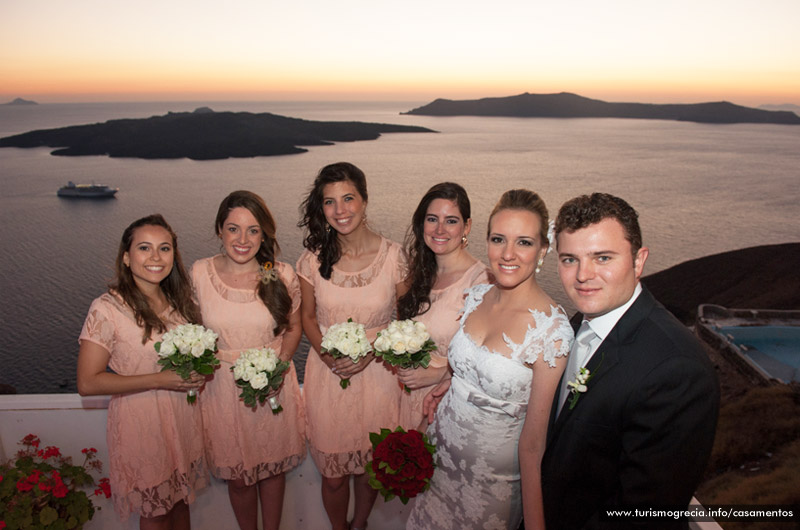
[321,318,372,389]
[373,319,437,393]
[231,347,290,413]
[155,323,219,403]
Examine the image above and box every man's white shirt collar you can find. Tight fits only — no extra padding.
[584,282,643,342]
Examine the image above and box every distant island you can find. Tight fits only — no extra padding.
[404,92,800,125]
[0,108,436,160]
[759,103,800,115]
[3,97,37,106]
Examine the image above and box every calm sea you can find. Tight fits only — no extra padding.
[1,101,798,394]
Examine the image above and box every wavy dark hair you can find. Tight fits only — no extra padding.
[487,189,550,245]
[298,162,369,280]
[554,192,642,255]
[110,214,201,344]
[216,191,292,336]
[398,182,471,319]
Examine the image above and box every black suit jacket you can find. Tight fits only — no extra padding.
[541,286,719,530]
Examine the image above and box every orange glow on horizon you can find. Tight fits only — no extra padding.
[2,0,798,107]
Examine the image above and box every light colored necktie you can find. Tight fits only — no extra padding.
[557,321,597,416]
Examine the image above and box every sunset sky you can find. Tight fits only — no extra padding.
[1,0,798,106]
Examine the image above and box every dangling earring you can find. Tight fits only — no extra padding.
[326,223,333,233]
[535,257,544,274]
[461,235,469,248]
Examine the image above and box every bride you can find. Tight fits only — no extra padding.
[406,189,572,530]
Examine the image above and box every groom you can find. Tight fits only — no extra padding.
[540,193,719,529]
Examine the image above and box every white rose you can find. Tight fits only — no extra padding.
[263,356,277,373]
[374,335,389,351]
[190,341,205,358]
[232,362,247,380]
[406,336,424,353]
[157,339,176,356]
[243,365,257,382]
[249,372,269,390]
[252,354,269,372]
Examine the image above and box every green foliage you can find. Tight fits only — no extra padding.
[232,360,290,410]
[0,435,108,530]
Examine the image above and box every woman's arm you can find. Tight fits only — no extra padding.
[279,307,303,362]
[397,364,449,390]
[76,339,205,396]
[421,367,453,424]
[298,277,323,354]
[519,347,567,530]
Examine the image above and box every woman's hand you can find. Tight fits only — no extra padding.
[265,376,286,398]
[331,352,374,379]
[156,369,207,393]
[398,364,448,390]
[423,375,452,424]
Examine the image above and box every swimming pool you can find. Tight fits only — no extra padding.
[719,325,800,382]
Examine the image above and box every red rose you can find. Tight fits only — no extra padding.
[386,450,405,470]
[1,520,7,529]
[38,481,52,492]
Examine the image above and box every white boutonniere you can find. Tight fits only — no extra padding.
[566,354,603,410]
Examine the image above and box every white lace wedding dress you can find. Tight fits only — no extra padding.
[406,284,572,530]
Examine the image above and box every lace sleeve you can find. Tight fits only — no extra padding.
[78,295,116,353]
[391,240,410,285]
[295,250,317,284]
[277,262,302,314]
[459,283,493,324]
[513,306,574,367]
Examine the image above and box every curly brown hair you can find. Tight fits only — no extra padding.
[554,193,642,254]
[298,162,369,280]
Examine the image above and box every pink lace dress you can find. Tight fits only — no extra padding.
[296,236,406,477]
[79,293,209,520]
[191,257,306,484]
[398,260,490,430]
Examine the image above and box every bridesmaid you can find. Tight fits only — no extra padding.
[297,162,407,530]
[77,214,208,530]
[191,191,305,530]
[396,182,490,430]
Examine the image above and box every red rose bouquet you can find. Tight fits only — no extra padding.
[0,434,110,530]
[365,426,436,505]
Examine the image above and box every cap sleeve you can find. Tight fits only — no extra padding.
[389,240,409,285]
[277,261,302,314]
[459,283,494,324]
[512,306,573,367]
[295,249,317,284]
[79,295,117,353]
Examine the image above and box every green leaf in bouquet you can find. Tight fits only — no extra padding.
[195,363,215,375]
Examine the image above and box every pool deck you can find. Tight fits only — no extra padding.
[696,305,800,384]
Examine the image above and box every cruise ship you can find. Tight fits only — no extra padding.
[57,182,118,198]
